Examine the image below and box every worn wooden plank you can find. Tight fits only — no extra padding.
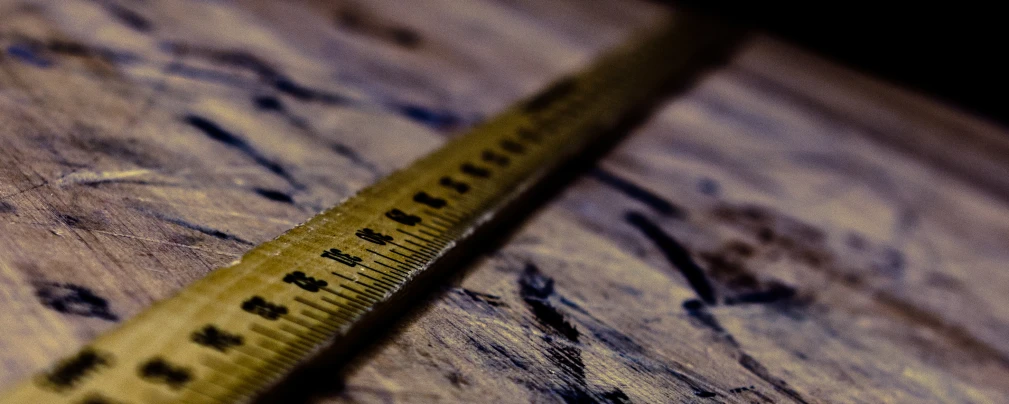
[2,0,1008,403]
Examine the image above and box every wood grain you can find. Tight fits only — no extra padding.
[1,0,1008,403]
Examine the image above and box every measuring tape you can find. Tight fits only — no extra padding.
[1,15,733,404]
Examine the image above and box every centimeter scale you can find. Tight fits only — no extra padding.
[1,15,732,404]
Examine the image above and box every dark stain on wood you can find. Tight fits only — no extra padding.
[697,177,720,196]
[166,46,349,105]
[514,263,671,403]
[6,43,54,68]
[924,271,965,291]
[139,206,254,246]
[254,188,295,204]
[738,354,809,404]
[713,204,826,245]
[724,282,797,305]
[599,388,631,403]
[328,143,380,176]
[682,298,809,403]
[334,7,423,49]
[699,244,764,293]
[253,95,284,111]
[184,115,301,189]
[519,264,580,342]
[623,202,815,403]
[694,390,717,398]
[101,2,154,33]
[444,370,469,388]
[728,385,755,394]
[248,94,382,176]
[682,299,738,347]
[591,169,685,217]
[873,247,905,277]
[459,288,505,307]
[55,212,107,231]
[625,211,716,304]
[395,103,461,131]
[45,38,140,65]
[34,282,118,321]
[545,342,590,401]
[45,39,90,57]
[388,28,422,49]
[710,202,1009,369]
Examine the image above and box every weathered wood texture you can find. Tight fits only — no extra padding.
[1,1,1008,403]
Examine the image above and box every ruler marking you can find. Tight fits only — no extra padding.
[320,284,362,301]
[249,324,291,343]
[253,324,315,351]
[426,216,454,228]
[357,272,399,289]
[396,229,440,245]
[396,264,417,274]
[200,354,253,377]
[421,211,454,224]
[300,303,357,321]
[417,228,446,240]
[418,222,449,233]
[373,261,412,277]
[436,211,464,223]
[402,255,427,266]
[316,294,360,311]
[300,310,344,327]
[318,296,369,316]
[182,377,231,400]
[437,208,465,220]
[404,239,439,254]
[358,263,409,282]
[241,339,294,361]
[325,275,385,299]
[356,262,407,281]
[223,349,286,379]
[279,317,332,340]
[387,241,434,259]
[198,376,243,396]
[295,297,355,322]
[366,249,418,270]
[392,250,426,266]
[344,285,384,301]
[329,289,377,309]
[371,267,408,283]
[182,384,228,403]
[423,210,458,224]
[206,381,253,404]
[327,271,356,283]
[318,289,370,310]
[336,284,383,301]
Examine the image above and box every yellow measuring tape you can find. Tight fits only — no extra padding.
[2,15,732,404]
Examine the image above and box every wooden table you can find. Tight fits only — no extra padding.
[2,0,1008,402]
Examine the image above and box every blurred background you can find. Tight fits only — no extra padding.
[664,2,1006,126]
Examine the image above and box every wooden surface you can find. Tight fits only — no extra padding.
[1,1,1008,403]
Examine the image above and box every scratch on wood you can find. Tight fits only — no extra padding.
[55,169,152,187]
[89,230,241,259]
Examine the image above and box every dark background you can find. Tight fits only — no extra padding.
[662,3,1006,126]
